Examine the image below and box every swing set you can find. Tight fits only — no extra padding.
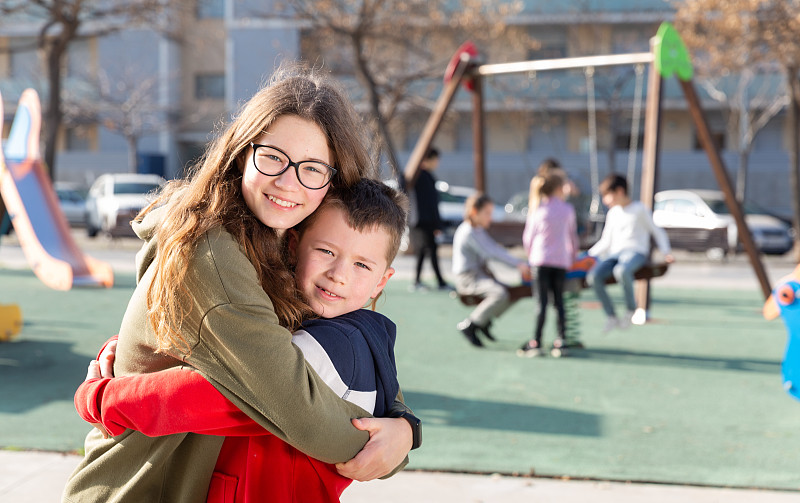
[403,22,773,318]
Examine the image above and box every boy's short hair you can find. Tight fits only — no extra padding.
[599,174,628,196]
[423,147,439,160]
[298,178,409,265]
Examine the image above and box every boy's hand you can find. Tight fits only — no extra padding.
[664,253,675,264]
[335,417,412,481]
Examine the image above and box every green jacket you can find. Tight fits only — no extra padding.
[63,206,405,502]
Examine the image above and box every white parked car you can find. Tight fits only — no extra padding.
[435,181,506,244]
[653,189,793,256]
[382,179,507,248]
[85,173,166,237]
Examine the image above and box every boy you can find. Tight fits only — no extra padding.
[74,179,421,502]
[587,174,674,332]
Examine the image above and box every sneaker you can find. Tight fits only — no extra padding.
[456,319,484,347]
[602,317,619,333]
[618,311,634,330]
[477,321,496,342]
[631,308,647,326]
[516,340,542,358]
[550,339,567,358]
[438,283,456,292]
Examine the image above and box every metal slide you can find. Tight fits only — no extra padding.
[0,89,113,290]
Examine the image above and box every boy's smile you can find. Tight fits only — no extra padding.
[293,206,395,318]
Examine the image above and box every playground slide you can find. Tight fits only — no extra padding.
[0,89,113,290]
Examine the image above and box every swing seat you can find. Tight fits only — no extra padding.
[580,262,670,288]
[456,262,669,307]
[458,284,532,307]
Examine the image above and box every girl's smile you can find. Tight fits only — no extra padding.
[242,115,332,231]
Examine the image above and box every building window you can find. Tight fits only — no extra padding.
[197,0,224,19]
[615,133,644,151]
[67,39,90,79]
[526,27,567,61]
[9,37,38,80]
[65,126,92,151]
[693,132,726,151]
[195,74,225,100]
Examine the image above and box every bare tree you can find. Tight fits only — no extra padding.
[696,69,787,202]
[0,0,188,179]
[675,0,800,258]
[63,70,175,173]
[274,0,526,178]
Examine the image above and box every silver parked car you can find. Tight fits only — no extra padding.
[85,173,166,237]
[653,189,793,256]
[54,182,87,227]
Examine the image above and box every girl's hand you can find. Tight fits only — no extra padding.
[83,339,118,439]
[334,417,412,481]
[85,360,101,380]
[518,263,532,283]
[97,339,117,378]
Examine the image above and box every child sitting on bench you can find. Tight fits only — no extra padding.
[587,174,674,332]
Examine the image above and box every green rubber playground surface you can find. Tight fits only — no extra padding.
[1,267,798,490]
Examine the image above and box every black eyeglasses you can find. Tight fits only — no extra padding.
[250,142,337,190]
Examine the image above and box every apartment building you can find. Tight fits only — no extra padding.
[0,0,793,216]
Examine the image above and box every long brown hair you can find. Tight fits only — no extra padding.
[142,63,373,352]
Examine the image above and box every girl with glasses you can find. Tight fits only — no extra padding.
[64,63,413,502]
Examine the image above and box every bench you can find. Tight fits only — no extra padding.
[457,262,669,307]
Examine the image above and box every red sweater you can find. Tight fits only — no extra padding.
[76,361,351,503]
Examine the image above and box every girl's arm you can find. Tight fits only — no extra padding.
[75,366,267,438]
[569,206,580,260]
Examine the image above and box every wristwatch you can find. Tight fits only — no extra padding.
[394,410,422,450]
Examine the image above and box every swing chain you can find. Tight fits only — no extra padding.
[627,63,645,189]
[585,66,600,217]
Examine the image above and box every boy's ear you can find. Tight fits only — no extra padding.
[370,267,395,299]
[287,229,300,265]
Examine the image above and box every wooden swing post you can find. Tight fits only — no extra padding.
[634,37,665,314]
[471,74,486,194]
[403,53,475,190]
[681,79,771,299]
